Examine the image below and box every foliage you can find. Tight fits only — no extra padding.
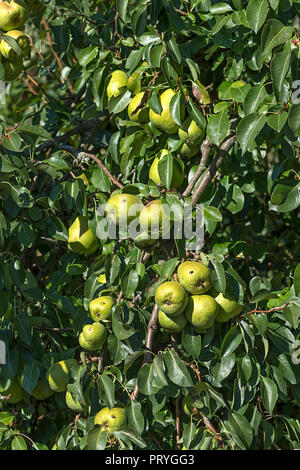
[0,0,299,451]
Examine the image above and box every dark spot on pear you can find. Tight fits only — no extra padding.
[189,271,194,274]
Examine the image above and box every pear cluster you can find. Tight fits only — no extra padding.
[0,1,31,82]
[156,260,243,333]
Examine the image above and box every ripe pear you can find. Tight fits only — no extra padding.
[31,379,53,401]
[214,293,243,322]
[177,261,211,294]
[79,323,107,351]
[94,407,126,432]
[0,30,30,59]
[149,149,184,189]
[178,118,204,144]
[2,56,23,81]
[47,359,78,393]
[105,193,143,227]
[149,88,184,134]
[139,199,169,237]
[158,310,187,332]
[107,70,128,101]
[68,216,98,255]
[3,379,23,404]
[65,390,87,413]
[185,295,218,332]
[155,281,188,316]
[89,296,113,322]
[127,92,149,122]
[0,0,28,31]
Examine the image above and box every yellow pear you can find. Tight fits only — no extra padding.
[127,70,142,95]
[149,88,184,134]
[47,359,78,393]
[65,390,87,413]
[155,281,188,316]
[158,310,187,332]
[185,295,218,332]
[149,149,184,189]
[177,261,212,294]
[94,407,126,432]
[68,216,98,255]
[1,56,23,81]
[127,92,149,122]
[178,118,204,144]
[0,1,28,31]
[133,230,156,247]
[139,199,169,237]
[107,70,128,101]
[89,296,113,322]
[97,273,106,284]
[79,323,107,351]
[179,142,199,158]
[0,30,30,59]
[31,380,53,401]
[105,193,143,227]
[214,293,243,322]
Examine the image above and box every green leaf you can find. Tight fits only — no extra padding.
[267,112,288,132]
[246,0,269,33]
[294,264,300,297]
[288,103,300,136]
[207,110,229,146]
[117,0,128,22]
[158,152,173,189]
[260,376,278,415]
[21,361,40,394]
[182,324,202,359]
[108,89,132,114]
[169,93,183,126]
[11,435,27,450]
[271,44,291,101]
[126,400,145,435]
[100,374,115,409]
[244,84,268,115]
[0,412,15,425]
[237,113,267,154]
[164,349,193,387]
[114,427,146,448]
[226,411,254,449]
[87,428,108,450]
[261,19,293,59]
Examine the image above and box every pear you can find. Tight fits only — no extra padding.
[214,293,243,322]
[177,261,212,294]
[65,390,87,413]
[97,273,107,284]
[2,56,23,81]
[149,149,184,189]
[3,379,23,404]
[89,296,113,322]
[94,407,126,432]
[105,193,143,227]
[31,380,53,401]
[139,199,169,237]
[0,30,30,59]
[133,230,156,247]
[79,323,107,351]
[127,70,142,95]
[47,359,78,393]
[178,118,204,144]
[0,1,28,31]
[149,88,184,134]
[155,281,188,316]
[185,295,218,332]
[179,142,199,158]
[127,92,149,122]
[107,70,128,101]
[68,216,98,255]
[158,310,187,332]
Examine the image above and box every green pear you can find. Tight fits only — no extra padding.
[2,56,23,81]
[105,193,143,227]
[31,380,53,401]
[94,407,126,432]
[107,70,128,101]
[89,296,113,322]
[68,216,98,255]
[0,1,28,31]
[0,30,30,59]
[139,199,169,236]
[133,230,156,247]
[177,261,212,294]
[149,149,184,189]
[149,88,184,134]
[127,92,149,122]
[79,323,107,351]
[155,281,188,316]
[214,293,243,322]
[179,142,199,158]
[127,70,142,95]
[178,118,204,144]
[3,379,23,404]
[47,359,78,393]
[65,390,87,413]
[158,310,187,332]
[185,295,218,331]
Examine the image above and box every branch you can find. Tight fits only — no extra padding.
[245,303,289,316]
[175,396,181,448]
[131,304,159,400]
[182,138,212,197]
[80,152,124,189]
[191,135,236,207]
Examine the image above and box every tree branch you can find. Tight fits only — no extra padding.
[191,135,236,207]
[79,152,124,189]
[182,138,212,197]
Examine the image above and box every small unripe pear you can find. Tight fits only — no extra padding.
[185,295,218,332]
[158,310,187,332]
[155,281,188,316]
[68,216,98,255]
[149,89,184,134]
[178,261,212,294]
[0,1,28,32]
[105,193,143,227]
[94,407,126,432]
[79,323,107,351]
[89,296,113,322]
[128,92,149,122]
[139,200,169,237]
[214,293,243,322]
[107,70,128,101]
[149,149,184,189]
[47,359,78,393]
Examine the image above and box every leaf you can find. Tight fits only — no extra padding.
[246,0,269,33]
[271,44,291,101]
[158,152,173,189]
[126,400,145,435]
[294,264,300,297]
[261,19,293,59]
[100,374,115,409]
[0,412,15,425]
[87,428,108,450]
[237,113,267,154]
[11,436,27,450]
[117,0,128,22]
[288,103,300,136]
[210,258,226,293]
[207,110,229,146]
[114,427,146,448]
[226,412,253,449]
[243,84,268,115]
[169,93,182,126]
[260,376,278,415]
[204,206,223,222]
[267,112,288,132]
[164,349,193,387]
[182,324,202,359]
[21,361,40,394]
[108,89,132,114]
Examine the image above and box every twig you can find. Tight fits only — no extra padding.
[191,135,236,207]
[131,72,160,116]
[182,138,212,197]
[175,396,181,448]
[78,152,124,189]
[245,303,289,315]
[132,304,159,400]
[42,16,63,70]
